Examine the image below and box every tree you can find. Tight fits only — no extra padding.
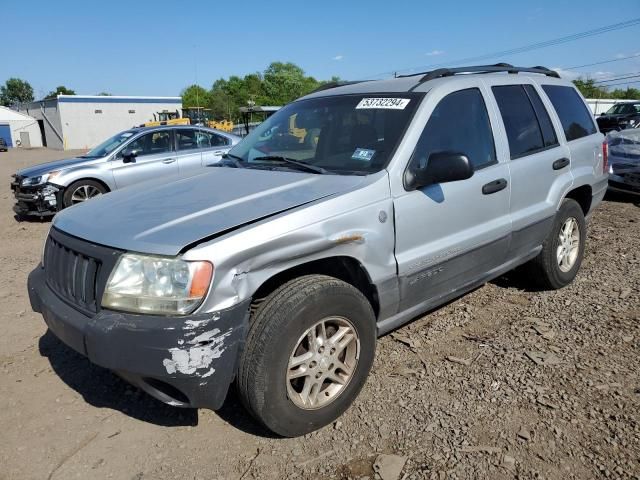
[0,78,34,106]
[263,62,320,105]
[572,79,608,99]
[97,92,112,96]
[45,86,76,99]
[181,84,210,108]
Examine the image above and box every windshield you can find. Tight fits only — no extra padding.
[228,94,422,174]
[605,103,640,115]
[84,130,138,157]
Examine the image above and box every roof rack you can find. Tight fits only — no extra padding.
[309,80,371,94]
[398,63,560,85]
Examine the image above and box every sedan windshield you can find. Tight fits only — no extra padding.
[228,94,422,174]
[605,103,640,115]
[83,130,138,158]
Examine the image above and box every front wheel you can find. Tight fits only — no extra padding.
[62,180,107,208]
[236,275,376,437]
[527,198,586,289]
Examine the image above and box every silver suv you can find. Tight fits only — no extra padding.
[28,64,608,437]
[11,125,240,217]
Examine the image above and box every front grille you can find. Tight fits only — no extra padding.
[44,235,101,313]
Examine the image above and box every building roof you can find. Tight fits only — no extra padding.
[56,95,182,104]
[0,105,37,122]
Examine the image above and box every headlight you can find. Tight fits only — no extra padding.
[102,253,213,315]
[21,171,60,186]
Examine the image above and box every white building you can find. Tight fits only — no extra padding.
[0,106,43,148]
[19,95,182,150]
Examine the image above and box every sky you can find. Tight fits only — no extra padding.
[1,0,639,98]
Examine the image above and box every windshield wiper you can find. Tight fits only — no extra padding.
[252,156,327,174]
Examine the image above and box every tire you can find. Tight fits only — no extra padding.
[237,275,376,437]
[527,198,586,289]
[62,180,107,208]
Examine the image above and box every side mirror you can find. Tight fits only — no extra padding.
[405,152,473,190]
[121,148,140,163]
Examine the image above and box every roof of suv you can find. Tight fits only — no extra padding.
[302,64,566,100]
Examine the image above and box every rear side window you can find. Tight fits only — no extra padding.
[410,88,496,171]
[523,85,558,148]
[492,85,547,159]
[541,85,597,141]
[176,129,199,151]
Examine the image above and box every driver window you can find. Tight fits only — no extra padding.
[410,88,496,171]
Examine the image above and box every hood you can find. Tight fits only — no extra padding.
[16,156,99,178]
[597,113,636,124]
[53,168,366,255]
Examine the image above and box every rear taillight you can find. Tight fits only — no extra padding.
[602,140,608,174]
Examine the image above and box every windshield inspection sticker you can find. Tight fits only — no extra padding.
[352,148,376,162]
[356,98,410,110]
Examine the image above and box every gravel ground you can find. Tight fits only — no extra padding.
[0,148,638,480]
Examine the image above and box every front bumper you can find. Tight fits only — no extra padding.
[28,266,250,409]
[11,178,61,217]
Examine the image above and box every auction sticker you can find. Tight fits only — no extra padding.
[356,98,410,110]
[352,148,376,162]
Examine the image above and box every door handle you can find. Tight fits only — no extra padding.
[552,157,570,170]
[212,150,225,156]
[482,178,508,195]
[162,158,176,164]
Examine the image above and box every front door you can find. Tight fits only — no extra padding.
[112,130,178,188]
[393,87,512,312]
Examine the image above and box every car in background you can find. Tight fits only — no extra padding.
[606,128,640,196]
[0,138,7,152]
[596,101,640,134]
[11,125,241,217]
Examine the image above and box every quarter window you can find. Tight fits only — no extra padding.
[493,85,549,159]
[541,85,597,141]
[410,88,496,171]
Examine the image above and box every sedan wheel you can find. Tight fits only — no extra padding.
[70,185,102,204]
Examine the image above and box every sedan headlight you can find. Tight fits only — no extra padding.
[102,253,213,315]
[21,171,60,186]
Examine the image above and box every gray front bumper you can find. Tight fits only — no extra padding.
[29,266,250,410]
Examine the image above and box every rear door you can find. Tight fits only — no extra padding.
[489,82,570,257]
[175,128,203,174]
[111,130,178,188]
[393,85,512,312]
[200,131,233,166]
[540,84,604,189]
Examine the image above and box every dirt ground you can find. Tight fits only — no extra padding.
[0,148,638,480]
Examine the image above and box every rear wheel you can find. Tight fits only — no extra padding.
[63,180,107,208]
[526,198,586,289]
[237,275,376,437]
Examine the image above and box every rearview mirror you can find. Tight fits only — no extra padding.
[121,148,140,163]
[405,152,473,190]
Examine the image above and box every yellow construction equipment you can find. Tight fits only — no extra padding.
[141,110,190,127]
[183,107,234,132]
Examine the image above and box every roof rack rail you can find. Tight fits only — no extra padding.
[398,63,560,85]
[309,80,371,94]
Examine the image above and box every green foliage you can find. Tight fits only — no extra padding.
[45,86,76,99]
[97,92,112,96]
[573,78,640,100]
[0,78,34,106]
[182,62,328,121]
[181,85,211,109]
